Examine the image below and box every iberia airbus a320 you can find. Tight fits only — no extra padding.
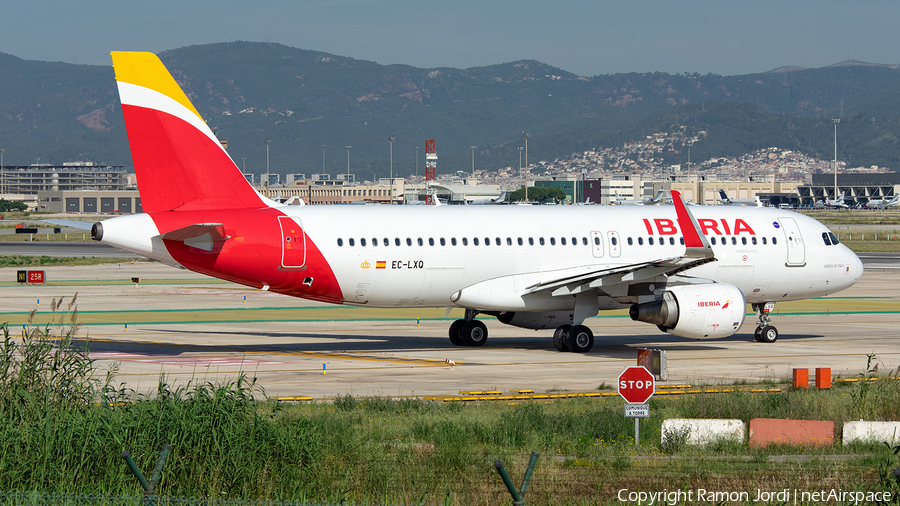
[78,52,863,353]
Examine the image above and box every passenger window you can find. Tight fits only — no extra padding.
[361,238,367,246]
[440,238,446,246]
[638,237,644,245]
[627,237,633,245]
[711,237,717,245]
[550,237,556,246]
[612,237,618,246]
[349,238,355,246]
[593,237,600,245]
[507,237,512,246]
[762,237,767,245]
[668,237,674,245]
[731,237,737,245]
[751,237,757,245]
[582,237,588,245]
[429,238,435,246]
[473,237,480,246]
[417,238,423,246]
[772,237,778,245]
[539,237,545,246]
[561,237,567,246]
[406,238,412,246]
[337,238,343,247]
[742,237,747,245]
[528,237,534,245]
[451,237,457,246]
[679,237,684,245]
[395,238,401,246]
[372,238,377,247]
[829,232,840,245]
[648,237,654,245]
[484,237,490,246]
[383,238,389,246]
[462,237,468,246]
[572,237,578,246]
[518,237,523,246]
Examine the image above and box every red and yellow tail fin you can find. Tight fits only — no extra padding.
[112,51,264,212]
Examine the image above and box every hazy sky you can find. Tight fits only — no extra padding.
[4,0,899,76]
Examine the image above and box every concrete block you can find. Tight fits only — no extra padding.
[749,418,834,447]
[661,419,746,446]
[843,421,900,446]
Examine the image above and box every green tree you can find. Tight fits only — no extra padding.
[509,187,567,203]
[0,199,27,212]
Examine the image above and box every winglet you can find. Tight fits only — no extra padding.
[671,190,713,258]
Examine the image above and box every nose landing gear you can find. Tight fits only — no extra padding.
[752,302,778,343]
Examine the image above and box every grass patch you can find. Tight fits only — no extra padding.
[0,255,135,267]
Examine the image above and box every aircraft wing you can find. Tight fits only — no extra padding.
[525,189,715,297]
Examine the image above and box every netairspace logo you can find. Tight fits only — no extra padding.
[616,488,894,505]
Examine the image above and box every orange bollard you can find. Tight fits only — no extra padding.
[815,368,831,389]
[792,368,809,389]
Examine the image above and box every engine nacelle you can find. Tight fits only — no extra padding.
[496,311,574,330]
[629,283,746,339]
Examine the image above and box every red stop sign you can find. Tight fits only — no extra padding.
[618,366,655,404]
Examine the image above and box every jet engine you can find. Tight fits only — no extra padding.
[496,311,574,330]
[629,283,746,339]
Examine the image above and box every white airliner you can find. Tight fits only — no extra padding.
[824,192,850,209]
[718,189,762,207]
[76,52,864,352]
[865,194,900,209]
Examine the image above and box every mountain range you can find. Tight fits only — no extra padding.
[2,42,900,178]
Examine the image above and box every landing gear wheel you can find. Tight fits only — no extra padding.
[448,319,466,346]
[754,326,763,342]
[552,325,572,352]
[460,320,488,347]
[565,325,594,353]
[758,325,778,343]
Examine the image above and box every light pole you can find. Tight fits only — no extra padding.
[523,132,529,202]
[321,144,326,174]
[0,149,4,195]
[345,145,352,178]
[388,136,394,204]
[415,146,419,179]
[470,146,476,178]
[833,118,840,199]
[264,139,270,189]
[518,147,523,201]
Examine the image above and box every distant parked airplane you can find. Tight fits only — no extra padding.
[718,190,762,207]
[865,194,900,209]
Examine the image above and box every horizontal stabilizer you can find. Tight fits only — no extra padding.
[41,219,94,230]
[162,223,230,253]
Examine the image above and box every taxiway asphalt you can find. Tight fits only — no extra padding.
[0,259,897,399]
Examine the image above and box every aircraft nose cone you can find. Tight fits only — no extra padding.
[844,248,864,287]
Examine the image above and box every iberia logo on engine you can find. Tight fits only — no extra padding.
[698,299,729,308]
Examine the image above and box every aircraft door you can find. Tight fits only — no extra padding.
[278,215,306,269]
[607,231,621,258]
[778,217,805,266]
[590,231,604,258]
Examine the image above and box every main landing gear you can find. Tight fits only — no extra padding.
[752,302,778,343]
[449,309,488,347]
[552,324,594,353]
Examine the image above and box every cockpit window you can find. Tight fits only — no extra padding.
[822,232,832,246]
[829,232,840,245]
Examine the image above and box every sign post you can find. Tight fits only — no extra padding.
[618,366,655,447]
